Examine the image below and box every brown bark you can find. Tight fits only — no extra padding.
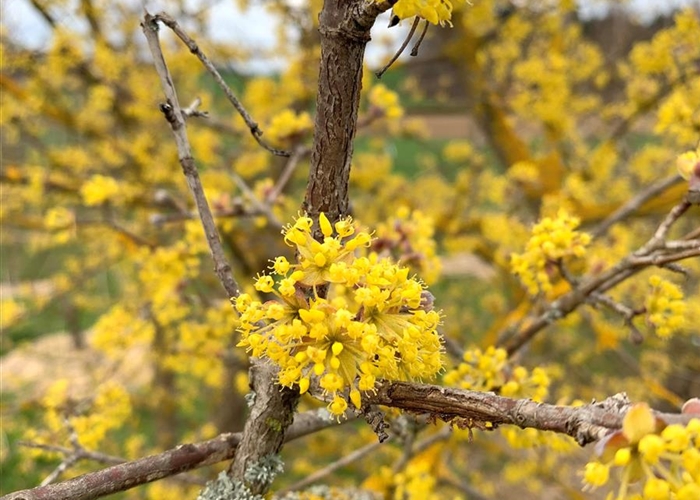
[302,0,375,224]
[229,1,391,495]
[3,410,346,500]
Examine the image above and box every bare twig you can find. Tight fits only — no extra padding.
[230,172,283,229]
[591,175,683,239]
[439,476,490,500]
[266,145,310,204]
[3,409,349,500]
[276,440,386,495]
[76,217,155,248]
[392,425,451,473]
[501,199,697,354]
[635,199,692,255]
[17,441,124,466]
[149,12,291,157]
[39,455,79,487]
[6,383,696,500]
[149,205,267,226]
[353,0,400,29]
[28,0,57,27]
[376,17,420,79]
[182,97,209,119]
[141,12,240,299]
[410,20,429,57]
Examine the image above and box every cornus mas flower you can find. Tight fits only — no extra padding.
[582,402,700,499]
[388,0,467,26]
[510,210,591,296]
[235,214,443,416]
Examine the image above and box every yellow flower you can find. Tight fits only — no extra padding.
[80,174,120,206]
[511,210,590,296]
[368,84,404,119]
[266,110,313,146]
[582,462,609,488]
[623,403,657,444]
[236,213,443,416]
[390,0,467,26]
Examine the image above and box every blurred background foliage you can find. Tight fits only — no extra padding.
[1,0,699,498]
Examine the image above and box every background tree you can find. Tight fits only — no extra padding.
[1,1,699,499]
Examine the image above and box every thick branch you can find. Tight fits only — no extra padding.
[2,409,347,500]
[228,1,389,492]
[302,0,377,224]
[368,381,696,446]
[226,362,298,494]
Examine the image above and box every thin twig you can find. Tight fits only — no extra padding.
[230,172,283,229]
[410,20,429,57]
[634,199,691,255]
[376,17,420,79]
[76,217,155,248]
[266,145,310,204]
[590,292,641,322]
[18,441,124,465]
[149,205,266,225]
[662,239,700,251]
[590,175,683,239]
[439,476,490,500]
[392,425,451,473]
[275,440,386,495]
[683,226,700,240]
[502,199,696,354]
[40,455,79,486]
[4,409,351,500]
[142,12,240,299]
[353,0,400,29]
[150,12,291,157]
[182,97,209,119]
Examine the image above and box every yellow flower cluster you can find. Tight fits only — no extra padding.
[393,450,440,500]
[373,206,442,284]
[265,109,313,147]
[583,403,700,499]
[25,379,132,454]
[235,214,443,416]
[43,207,75,244]
[442,140,473,163]
[368,84,404,120]
[510,210,591,296]
[80,174,121,206]
[444,346,551,403]
[645,275,686,338]
[390,0,466,26]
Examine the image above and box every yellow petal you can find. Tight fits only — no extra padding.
[319,212,333,238]
[622,403,656,444]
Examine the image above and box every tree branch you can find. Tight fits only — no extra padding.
[367,381,696,446]
[302,0,377,225]
[501,197,697,354]
[590,175,683,239]
[141,12,240,299]
[149,12,291,157]
[2,409,349,500]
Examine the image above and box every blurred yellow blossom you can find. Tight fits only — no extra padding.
[80,174,120,206]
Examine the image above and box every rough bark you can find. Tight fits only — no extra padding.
[302,0,374,224]
[229,1,388,495]
[1,409,346,500]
